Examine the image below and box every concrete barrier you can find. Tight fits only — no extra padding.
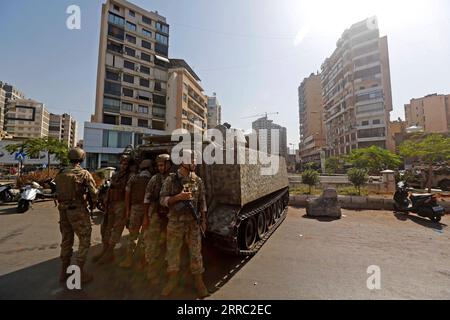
[290,195,448,213]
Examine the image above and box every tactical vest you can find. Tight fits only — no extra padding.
[154,173,169,215]
[109,171,129,202]
[130,174,151,204]
[55,168,86,204]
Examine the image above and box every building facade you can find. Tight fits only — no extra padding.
[4,99,50,139]
[166,59,207,134]
[321,17,393,157]
[0,88,5,136]
[86,0,170,168]
[207,93,222,129]
[404,94,450,134]
[298,73,325,164]
[0,82,26,137]
[49,113,78,147]
[252,116,288,159]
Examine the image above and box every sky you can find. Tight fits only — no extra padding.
[0,0,449,151]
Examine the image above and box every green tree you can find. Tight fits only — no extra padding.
[6,137,69,173]
[301,169,320,194]
[400,134,450,192]
[347,168,369,195]
[303,162,319,171]
[325,156,343,174]
[346,145,402,174]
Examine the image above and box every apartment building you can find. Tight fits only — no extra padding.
[0,88,5,136]
[0,82,26,136]
[321,17,393,157]
[298,73,325,164]
[85,0,170,168]
[404,94,450,134]
[252,116,288,159]
[207,93,222,129]
[4,99,50,139]
[49,113,78,147]
[166,59,208,134]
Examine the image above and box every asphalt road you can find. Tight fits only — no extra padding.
[0,201,449,299]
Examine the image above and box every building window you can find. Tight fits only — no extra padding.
[104,81,121,96]
[141,40,152,50]
[155,33,168,45]
[140,65,150,75]
[142,29,152,38]
[373,119,381,125]
[152,120,165,130]
[138,119,148,128]
[123,60,135,70]
[108,12,124,26]
[123,88,133,97]
[113,5,120,12]
[124,46,135,56]
[153,94,166,106]
[103,130,132,148]
[138,90,151,101]
[155,43,168,56]
[128,10,135,17]
[108,24,125,41]
[140,78,150,88]
[156,22,169,34]
[121,102,133,112]
[361,120,369,126]
[123,73,134,84]
[153,106,165,119]
[103,114,117,125]
[121,116,132,125]
[106,70,120,81]
[103,97,121,113]
[142,16,151,25]
[126,21,136,32]
[141,52,151,62]
[107,40,123,53]
[155,81,162,91]
[126,34,136,44]
[138,105,148,114]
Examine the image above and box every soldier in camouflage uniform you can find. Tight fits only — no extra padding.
[94,156,133,265]
[142,154,171,285]
[159,150,209,298]
[119,159,153,268]
[55,147,98,284]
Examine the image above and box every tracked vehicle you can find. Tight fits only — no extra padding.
[124,126,289,255]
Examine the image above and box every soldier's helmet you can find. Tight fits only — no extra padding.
[68,147,86,162]
[155,154,171,163]
[139,159,152,169]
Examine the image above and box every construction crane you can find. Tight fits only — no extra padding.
[241,112,279,119]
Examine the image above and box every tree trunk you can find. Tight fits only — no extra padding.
[427,163,433,193]
[48,151,51,175]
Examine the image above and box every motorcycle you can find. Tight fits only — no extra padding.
[0,183,19,203]
[393,181,445,223]
[17,179,57,213]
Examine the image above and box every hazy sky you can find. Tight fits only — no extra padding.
[1,0,449,150]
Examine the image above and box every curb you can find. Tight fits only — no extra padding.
[289,195,450,213]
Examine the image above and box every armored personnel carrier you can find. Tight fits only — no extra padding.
[124,127,289,255]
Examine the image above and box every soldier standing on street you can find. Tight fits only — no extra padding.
[55,147,98,284]
[93,156,133,265]
[142,154,171,285]
[119,159,153,268]
[159,150,209,298]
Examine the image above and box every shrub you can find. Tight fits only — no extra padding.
[301,169,320,194]
[347,168,369,195]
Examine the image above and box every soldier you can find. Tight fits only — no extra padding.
[55,147,98,284]
[119,159,153,268]
[94,156,133,265]
[142,154,171,285]
[159,150,209,298]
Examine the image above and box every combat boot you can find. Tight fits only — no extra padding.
[59,260,71,283]
[77,261,93,284]
[118,250,134,268]
[97,246,115,265]
[193,274,209,298]
[92,243,108,263]
[161,271,179,297]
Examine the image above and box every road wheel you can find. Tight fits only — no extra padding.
[17,199,30,213]
[265,207,274,230]
[256,212,266,240]
[239,217,257,250]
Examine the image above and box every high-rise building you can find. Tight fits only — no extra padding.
[298,73,325,164]
[0,81,26,136]
[207,93,222,129]
[166,59,207,134]
[0,88,5,136]
[49,113,78,147]
[4,99,50,139]
[321,17,393,157]
[252,116,288,159]
[85,0,170,169]
[404,93,450,134]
